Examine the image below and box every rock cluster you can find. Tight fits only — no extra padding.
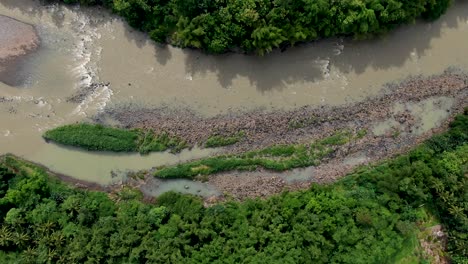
[98,72,468,201]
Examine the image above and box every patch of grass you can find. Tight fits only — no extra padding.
[128,170,148,180]
[357,129,367,139]
[320,130,353,145]
[392,235,425,264]
[137,130,186,154]
[43,123,138,152]
[205,131,245,148]
[43,124,187,154]
[154,130,356,179]
[390,207,440,264]
[113,186,144,202]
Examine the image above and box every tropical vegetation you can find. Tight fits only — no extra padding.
[0,109,466,263]
[55,0,452,54]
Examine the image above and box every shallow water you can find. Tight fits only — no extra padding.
[372,119,401,137]
[372,96,454,136]
[405,97,454,135]
[279,167,316,183]
[1,0,468,189]
[141,177,220,197]
[28,143,218,185]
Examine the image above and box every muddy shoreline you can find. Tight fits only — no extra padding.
[96,71,467,201]
[97,71,468,153]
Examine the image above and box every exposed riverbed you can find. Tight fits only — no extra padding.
[1,0,468,198]
[0,15,39,85]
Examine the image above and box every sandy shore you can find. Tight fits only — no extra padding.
[0,15,39,84]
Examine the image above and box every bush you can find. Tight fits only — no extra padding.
[204,131,245,148]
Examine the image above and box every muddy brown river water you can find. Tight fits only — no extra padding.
[1,0,468,194]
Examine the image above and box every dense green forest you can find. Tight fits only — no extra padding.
[1,109,466,263]
[54,0,452,54]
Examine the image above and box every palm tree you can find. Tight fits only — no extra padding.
[51,231,65,248]
[0,225,12,247]
[47,248,58,263]
[12,231,30,248]
[22,247,38,264]
[37,221,55,235]
[251,25,287,55]
[448,205,465,219]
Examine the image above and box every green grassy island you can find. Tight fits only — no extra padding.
[43,123,187,154]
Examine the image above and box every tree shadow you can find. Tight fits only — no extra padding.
[182,46,327,92]
[120,22,173,66]
[153,45,172,66]
[331,2,468,75]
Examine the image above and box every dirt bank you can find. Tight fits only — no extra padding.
[0,15,40,85]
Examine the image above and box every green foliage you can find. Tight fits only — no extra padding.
[155,130,354,179]
[0,109,467,262]
[204,131,245,148]
[53,0,453,54]
[43,123,138,152]
[356,129,368,139]
[423,0,452,20]
[43,124,187,154]
[136,130,187,154]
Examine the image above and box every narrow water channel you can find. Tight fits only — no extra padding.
[1,0,468,189]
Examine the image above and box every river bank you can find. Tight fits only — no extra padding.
[98,71,467,201]
[98,72,467,151]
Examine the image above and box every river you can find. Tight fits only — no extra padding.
[1,0,467,191]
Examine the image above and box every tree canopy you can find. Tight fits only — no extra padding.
[54,0,453,54]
